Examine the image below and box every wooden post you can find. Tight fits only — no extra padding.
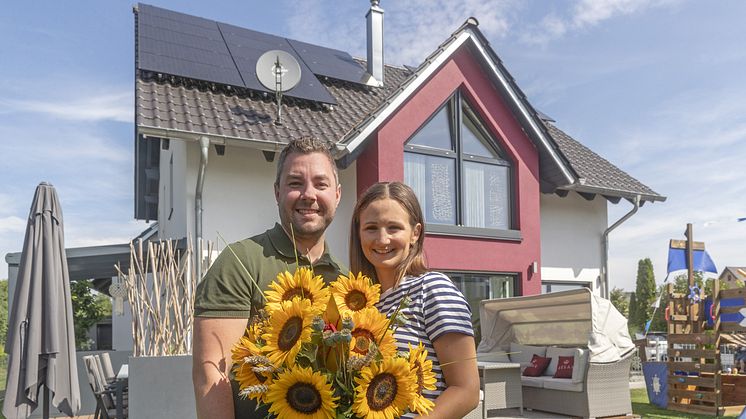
[685,223,697,332]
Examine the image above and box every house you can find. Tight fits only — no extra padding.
[133,2,664,316]
[719,266,746,287]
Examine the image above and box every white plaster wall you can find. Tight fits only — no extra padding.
[158,140,188,241]
[540,192,607,292]
[112,296,134,351]
[181,142,355,268]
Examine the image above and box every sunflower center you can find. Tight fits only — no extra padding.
[286,382,322,413]
[278,316,303,351]
[366,373,398,411]
[352,329,375,355]
[282,287,312,302]
[344,290,368,311]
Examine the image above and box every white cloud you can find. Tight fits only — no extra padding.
[522,0,679,45]
[286,0,515,66]
[0,91,132,123]
[0,216,25,235]
[602,84,746,291]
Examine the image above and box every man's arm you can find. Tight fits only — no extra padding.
[192,317,248,419]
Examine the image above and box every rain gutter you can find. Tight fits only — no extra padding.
[195,136,210,281]
[601,194,640,299]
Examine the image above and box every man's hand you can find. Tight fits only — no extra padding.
[192,317,248,419]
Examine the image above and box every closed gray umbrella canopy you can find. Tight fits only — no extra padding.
[3,182,80,418]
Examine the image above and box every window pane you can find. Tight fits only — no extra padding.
[404,152,456,225]
[543,282,590,294]
[463,161,510,229]
[449,273,517,344]
[406,105,453,150]
[462,112,500,158]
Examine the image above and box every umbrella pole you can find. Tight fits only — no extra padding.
[43,387,49,419]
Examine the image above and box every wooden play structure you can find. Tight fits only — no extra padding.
[665,224,746,416]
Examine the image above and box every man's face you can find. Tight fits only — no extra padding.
[274,151,341,243]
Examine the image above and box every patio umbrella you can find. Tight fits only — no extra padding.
[3,182,80,419]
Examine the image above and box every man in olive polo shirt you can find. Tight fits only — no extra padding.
[192,137,346,419]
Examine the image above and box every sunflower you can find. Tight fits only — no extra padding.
[231,332,272,401]
[262,298,313,367]
[353,357,416,419]
[350,307,396,359]
[265,267,330,315]
[407,343,436,415]
[331,272,381,315]
[265,365,338,419]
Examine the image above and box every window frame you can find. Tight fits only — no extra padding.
[445,270,521,343]
[404,91,520,240]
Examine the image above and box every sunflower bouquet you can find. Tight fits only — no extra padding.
[230,268,436,419]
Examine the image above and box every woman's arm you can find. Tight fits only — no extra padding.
[419,332,480,418]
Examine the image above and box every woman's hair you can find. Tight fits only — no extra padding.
[349,181,427,285]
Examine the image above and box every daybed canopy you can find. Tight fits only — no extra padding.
[477,288,635,363]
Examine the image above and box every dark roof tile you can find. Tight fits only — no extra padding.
[545,122,663,200]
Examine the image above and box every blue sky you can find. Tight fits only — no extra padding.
[1,0,744,291]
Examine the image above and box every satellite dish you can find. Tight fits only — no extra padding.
[256,50,302,125]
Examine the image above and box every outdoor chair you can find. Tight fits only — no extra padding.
[93,354,128,395]
[98,353,116,384]
[83,355,128,419]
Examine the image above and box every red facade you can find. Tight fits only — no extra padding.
[356,46,542,295]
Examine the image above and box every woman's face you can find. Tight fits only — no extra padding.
[358,198,421,285]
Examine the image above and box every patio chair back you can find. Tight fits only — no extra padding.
[99,352,116,383]
[83,355,128,419]
[84,356,116,410]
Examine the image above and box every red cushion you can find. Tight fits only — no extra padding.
[553,355,574,378]
[522,354,551,377]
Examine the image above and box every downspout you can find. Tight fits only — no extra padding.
[195,136,210,281]
[601,195,641,299]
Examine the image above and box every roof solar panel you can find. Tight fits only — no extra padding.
[287,39,367,84]
[137,4,244,87]
[137,4,338,104]
[218,22,336,104]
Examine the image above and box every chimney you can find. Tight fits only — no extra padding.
[366,0,384,86]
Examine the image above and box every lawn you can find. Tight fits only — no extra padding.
[1,354,5,419]
[631,388,740,419]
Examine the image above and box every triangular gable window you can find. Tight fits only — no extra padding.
[461,102,504,159]
[404,92,514,233]
[406,106,454,151]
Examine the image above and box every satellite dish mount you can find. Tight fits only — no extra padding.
[256,50,302,125]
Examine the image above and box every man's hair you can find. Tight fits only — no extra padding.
[274,136,338,186]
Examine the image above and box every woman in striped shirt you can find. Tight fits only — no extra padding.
[350,182,479,418]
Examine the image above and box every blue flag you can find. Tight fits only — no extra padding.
[666,248,717,274]
[644,319,652,334]
[643,362,668,408]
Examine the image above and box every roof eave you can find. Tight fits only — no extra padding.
[562,184,667,204]
[137,124,289,153]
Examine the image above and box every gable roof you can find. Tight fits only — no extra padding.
[133,5,665,207]
[719,266,746,282]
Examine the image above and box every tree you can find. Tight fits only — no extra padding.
[610,287,629,317]
[648,284,669,333]
[70,279,109,350]
[632,258,657,332]
[628,292,639,335]
[0,279,8,353]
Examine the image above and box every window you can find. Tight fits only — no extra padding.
[404,92,515,238]
[448,272,518,343]
[542,282,591,293]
